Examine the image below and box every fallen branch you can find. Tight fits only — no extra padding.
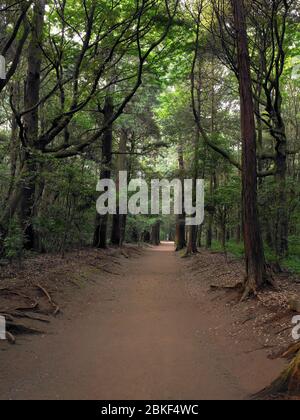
[275,326,292,336]
[10,311,50,324]
[120,250,129,259]
[6,320,44,335]
[36,284,60,315]
[0,289,38,308]
[5,331,16,344]
[210,282,243,291]
[102,265,121,276]
[15,302,39,311]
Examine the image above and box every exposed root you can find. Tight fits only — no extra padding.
[241,270,279,302]
[5,331,16,344]
[121,250,129,259]
[0,289,38,308]
[101,265,120,276]
[6,320,44,335]
[280,342,300,359]
[241,283,258,302]
[36,283,60,315]
[210,282,243,291]
[15,303,39,311]
[181,253,192,259]
[10,311,50,324]
[253,350,300,399]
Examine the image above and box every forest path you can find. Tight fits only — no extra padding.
[0,242,283,400]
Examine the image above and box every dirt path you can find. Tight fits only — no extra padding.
[0,243,284,400]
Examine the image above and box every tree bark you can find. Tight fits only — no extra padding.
[175,145,186,251]
[274,130,289,259]
[111,129,127,246]
[93,95,114,249]
[20,0,45,251]
[151,221,161,246]
[232,0,267,295]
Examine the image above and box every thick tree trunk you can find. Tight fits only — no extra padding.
[151,221,161,246]
[175,216,186,251]
[186,124,201,256]
[185,226,197,255]
[206,61,217,250]
[93,95,114,249]
[232,0,267,295]
[111,129,127,246]
[21,0,45,251]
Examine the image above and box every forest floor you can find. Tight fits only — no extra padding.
[0,242,299,400]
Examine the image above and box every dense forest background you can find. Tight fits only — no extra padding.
[2,0,300,398]
[0,0,300,276]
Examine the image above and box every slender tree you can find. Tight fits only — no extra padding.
[231,0,268,296]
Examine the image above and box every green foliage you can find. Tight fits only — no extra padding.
[34,159,97,252]
[211,240,244,258]
[4,219,23,260]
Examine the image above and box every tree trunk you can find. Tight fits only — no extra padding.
[274,132,289,259]
[186,225,198,255]
[197,224,202,248]
[220,217,226,251]
[185,120,201,256]
[236,222,241,244]
[5,83,20,204]
[175,145,186,251]
[151,221,161,246]
[206,214,213,248]
[206,173,216,249]
[232,0,267,295]
[111,129,127,246]
[93,95,114,249]
[20,0,45,251]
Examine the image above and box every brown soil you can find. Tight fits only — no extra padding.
[0,242,290,400]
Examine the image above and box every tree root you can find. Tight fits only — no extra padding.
[253,349,300,399]
[36,283,60,315]
[210,282,244,291]
[0,310,48,343]
[120,250,129,259]
[10,311,50,324]
[101,266,121,276]
[0,289,38,308]
[240,283,258,302]
[5,331,16,344]
[241,269,279,302]
[5,320,44,335]
[280,342,300,359]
